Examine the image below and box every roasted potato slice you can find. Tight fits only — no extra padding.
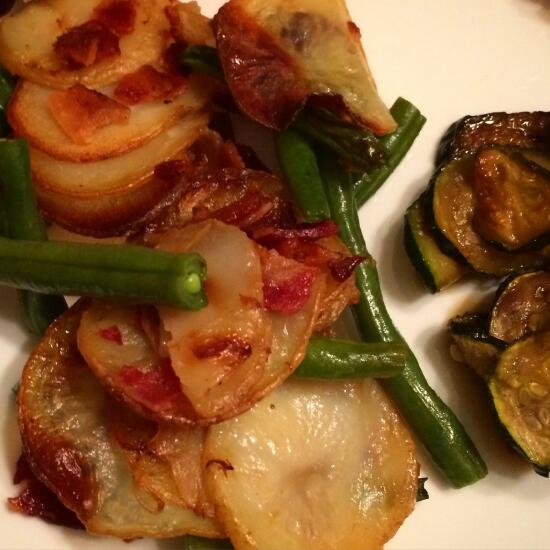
[37,172,175,236]
[214,0,395,133]
[156,220,273,422]
[204,378,418,550]
[0,0,170,88]
[19,302,220,539]
[9,74,211,162]
[78,300,200,424]
[32,110,209,197]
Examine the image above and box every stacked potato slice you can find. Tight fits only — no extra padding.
[3,0,213,235]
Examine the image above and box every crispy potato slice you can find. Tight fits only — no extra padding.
[19,302,220,539]
[214,0,395,133]
[78,300,200,424]
[204,378,418,550]
[156,220,273,422]
[32,110,208,197]
[37,172,175,236]
[0,0,170,88]
[10,74,211,161]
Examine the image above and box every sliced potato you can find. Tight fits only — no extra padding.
[0,0,170,88]
[78,300,199,424]
[156,220,273,422]
[32,110,209,197]
[204,378,418,550]
[19,302,220,539]
[9,74,211,161]
[214,0,395,133]
[109,404,220,524]
[36,172,174,236]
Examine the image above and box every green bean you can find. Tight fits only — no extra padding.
[183,537,233,550]
[355,97,426,206]
[0,65,15,136]
[275,129,330,222]
[320,156,487,487]
[180,45,224,80]
[296,335,405,379]
[0,139,67,335]
[0,236,207,310]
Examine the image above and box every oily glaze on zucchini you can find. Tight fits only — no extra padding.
[489,330,550,476]
[490,270,550,344]
[436,112,550,166]
[449,314,504,379]
[404,195,468,292]
[431,156,550,276]
[473,149,550,251]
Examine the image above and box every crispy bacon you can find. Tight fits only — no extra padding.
[260,248,318,314]
[329,255,366,282]
[213,1,308,129]
[252,220,339,247]
[94,0,137,36]
[114,65,186,105]
[274,238,341,267]
[8,455,83,529]
[48,84,130,144]
[99,325,123,345]
[54,21,120,69]
[118,361,184,412]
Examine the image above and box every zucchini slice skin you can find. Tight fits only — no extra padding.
[489,330,550,476]
[404,194,468,292]
[490,270,550,344]
[473,149,550,252]
[449,313,504,379]
[436,111,550,166]
[430,157,550,276]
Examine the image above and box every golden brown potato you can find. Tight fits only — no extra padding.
[19,302,221,539]
[9,74,212,162]
[0,0,171,88]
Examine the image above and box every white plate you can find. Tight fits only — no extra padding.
[1,1,550,548]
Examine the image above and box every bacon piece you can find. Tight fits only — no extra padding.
[99,325,123,345]
[114,65,186,105]
[213,1,308,130]
[48,84,130,144]
[94,0,137,36]
[274,238,341,268]
[329,255,366,282]
[8,455,83,529]
[54,21,120,69]
[118,361,184,413]
[252,220,339,247]
[260,248,318,314]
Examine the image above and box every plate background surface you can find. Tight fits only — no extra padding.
[1,1,550,548]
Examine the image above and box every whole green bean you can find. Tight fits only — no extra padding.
[0,237,207,310]
[320,156,487,487]
[275,129,330,222]
[296,335,405,379]
[0,65,15,136]
[0,139,67,335]
[355,98,426,207]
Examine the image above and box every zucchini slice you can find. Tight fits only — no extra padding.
[431,157,550,276]
[404,195,468,292]
[490,270,550,344]
[436,111,550,166]
[473,148,550,251]
[449,313,504,379]
[489,330,550,475]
